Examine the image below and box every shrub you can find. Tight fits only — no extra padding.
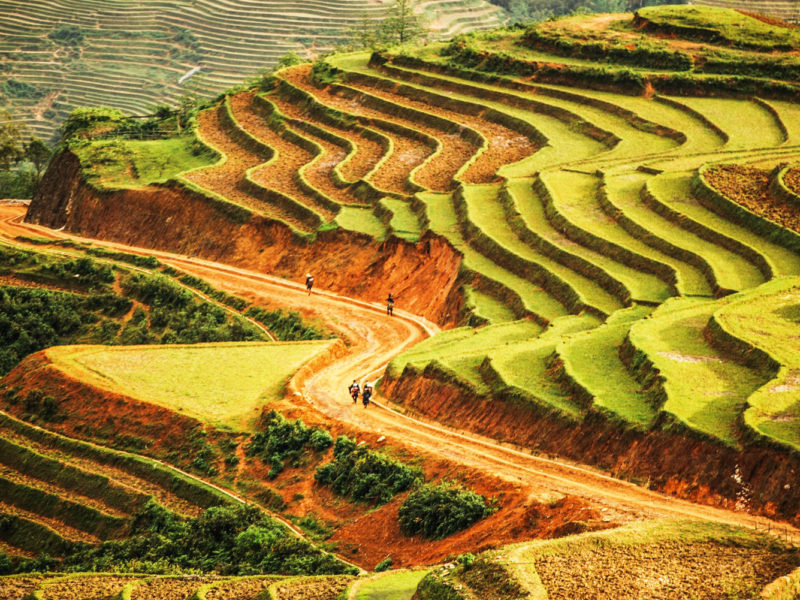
[244,306,326,341]
[314,435,422,504]
[247,410,330,478]
[398,482,494,539]
[375,556,392,572]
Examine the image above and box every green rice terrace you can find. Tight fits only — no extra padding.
[5,4,800,599]
[0,0,507,142]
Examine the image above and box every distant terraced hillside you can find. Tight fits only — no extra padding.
[21,0,800,542]
[690,0,800,23]
[0,0,507,142]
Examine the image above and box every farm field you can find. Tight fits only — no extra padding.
[47,340,336,430]
[6,4,800,598]
[0,0,507,142]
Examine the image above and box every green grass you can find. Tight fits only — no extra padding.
[637,5,800,49]
[380,198,423,242]
[603,171,765,293]
[418,191,568,322]
[461,183,624,316]
[556,305,657,427]
[77,136,216,189]
[335,206,389,240]
[540,169,713,297]
[387,319,545,392]
[668,97,786,150]
[762,99,800,145]
[48,341,335,431]
[354,570,430,600]
[488,314,601,418]
[463,286,517,324]
[648,171,800,278]
[507,178,673,304]
[714,278,800,451]
[628,297,769,445]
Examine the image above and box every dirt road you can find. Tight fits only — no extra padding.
[1,202,797,544]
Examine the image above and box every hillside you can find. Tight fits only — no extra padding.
[4,4,800,597]
[0,0,507,142]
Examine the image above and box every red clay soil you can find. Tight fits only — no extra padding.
[706,164,800,233]
[381,366,800,526]
[345,78,538,184]
[0,417,203,517]
[270,90,385,184]
[24,156,463,326]
[280,66,440,193]
[183,105,308,231]
[229,91,337,220]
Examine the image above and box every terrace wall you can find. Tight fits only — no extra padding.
[26,151,464,326]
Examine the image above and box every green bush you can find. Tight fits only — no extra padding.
[314,436,422,505]
[247,410,332,478]
[375,556,392,572]
[86,247,160,269]
[398,482,494,539]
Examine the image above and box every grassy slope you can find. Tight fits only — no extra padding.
[354,570,430,600]
[47,341,335,431]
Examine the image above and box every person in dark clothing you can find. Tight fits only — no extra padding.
[305,273,314,295]
[362,383,372,408]
[386,293,394,316]
[348,380,360,404]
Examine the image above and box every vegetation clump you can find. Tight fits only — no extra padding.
[244,306,327,341]
[315,435,422,504]
[246,410,333,478]
[1,501,355,576]
[398,482,494,539]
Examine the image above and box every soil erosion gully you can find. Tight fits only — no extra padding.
[1,204,797,542]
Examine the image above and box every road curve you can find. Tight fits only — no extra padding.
[1,203,798,543]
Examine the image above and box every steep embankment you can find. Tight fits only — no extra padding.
[27,152,463,326]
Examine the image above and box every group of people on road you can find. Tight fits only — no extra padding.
[348,380,372,407]
[305,273,397,316]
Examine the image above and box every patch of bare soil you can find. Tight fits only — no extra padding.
[45,576,140,600]
[0,576,50,600]
[270,92,385,183]
[533,540,799,600]
[270,577,352,600]
[280,66,440,193]
[182,106,308,230]
[229,91,336,220]
[129,577,220,600]
[706,164,800,233]
[345,79,538,184]
[205,577,281,600]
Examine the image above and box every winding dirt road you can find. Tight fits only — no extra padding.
[1,202,798,545]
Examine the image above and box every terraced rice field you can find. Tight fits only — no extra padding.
[0,0,507,141]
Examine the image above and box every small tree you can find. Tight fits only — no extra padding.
[380,0,427,46]
[25,138,51,178]
[0,110,27,172]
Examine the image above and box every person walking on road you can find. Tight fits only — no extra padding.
[348,380,360,404]
[386,293,394,316]
[362,382,372,408]
[305,273,314,295]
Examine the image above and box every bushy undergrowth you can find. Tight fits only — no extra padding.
[85,247,160,269]
[398,482,494,539]
[315,435,422,505]
[246,410,333,478]
[177,273,249,311]
[244,306,327,341]
[1,501,355,576]
[0,286,131,375]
